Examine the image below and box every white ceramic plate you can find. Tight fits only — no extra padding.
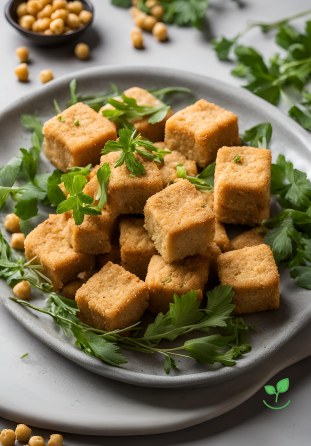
[0,66,310,388]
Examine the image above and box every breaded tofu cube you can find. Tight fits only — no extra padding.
[65,210,115,255]
[43,102,117,172]
[154,144,198,187]
[119,218,157,280]
[214,146,271,227]
[144,179,215,263]
[201,242,222,280]
[231,227,268,250]
[145,254,209,315]
[218,244,280,314]
[214,221,231,252]
[164,100,240,168]
[99,87,173,142]
[84,151,163,216]
[75,262,149,331]
[24,214,96,291]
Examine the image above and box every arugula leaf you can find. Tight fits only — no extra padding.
[241,123,272,149]
[212,36,237,60]
[102,129,170,175]
[176,164,213,191]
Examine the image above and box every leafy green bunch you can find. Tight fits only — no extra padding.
[262,155,311,289]
[0,114,65,224]
[11,283,254,373]
[111,0,210,30]
[102,128,171,176]
[212,9,311,130]
[56,163,111,225]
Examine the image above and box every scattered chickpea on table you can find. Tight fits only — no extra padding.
[130,0,167,48]
[0,427,63,446]
[16,0,93,35]
[74,42,90,59]
[4,214,21,233]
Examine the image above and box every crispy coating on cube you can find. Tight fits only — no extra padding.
[65,210,115,255]
[154,144,198,187]
[120,217,157,280]
[75,262,149,331]
[164,100,240,168]
[214,221,231,252]
[144,179,215,263]
[99,87,173,142]
[231,227,269,250]
[214,146,271,226]
[84,151,163,216]
[200,191,214,209]
[145,254,209,315]
[201,242,222,280]
[218,244,280,314]
[24,214,96,291]
[43,102,117,172]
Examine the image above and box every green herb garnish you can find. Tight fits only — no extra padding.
[20,353,29,359]
[241,123,272,149]
[176,162,215,192]
[166,277,172,283]
[54,99,61,114]
[234,155,242,163]
[74,120,79,126]
[102,128,170,176]
[58,115,65,122]
[56,163,111,225]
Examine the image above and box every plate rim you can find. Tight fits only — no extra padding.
[1,65,311,388]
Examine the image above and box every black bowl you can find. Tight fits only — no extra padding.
[5,0,94,46]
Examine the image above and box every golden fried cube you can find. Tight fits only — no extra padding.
[164,100,240,168]
[100,87,173,142]
[218,244,280,314]
[120,218,157,280]
[214,221,231,252]
[214,146,271,227]
[231,227,268,250]
[43,102,117,172]
[84,151,163,216]
[24,214,96,291]
[201,242,222,280]
[154,144,198,187]
[144,179,215,263]
[145,254,209,315]
[65,210,115,255]
[75,262,149,331]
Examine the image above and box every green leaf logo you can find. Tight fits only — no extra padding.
[264,378,289,403]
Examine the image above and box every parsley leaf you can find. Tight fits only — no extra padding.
[241,123,273,149]
[176,163,214,191]
[0,156,23,187]
[102,129,170,175]
[212,36,237,60]
[160,0,210,30]
[291,266,311,289]
[288,105,311,130]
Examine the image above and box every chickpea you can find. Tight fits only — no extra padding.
[130,27,143,49]
[79,10,92,24]
[66,13,81,29]
[33,17,51,32]
[16,46,29,63]
[134,12,146,28]
[4,213,21,232]
[28,436,46,446]
[67,1,83,14]
[40,69,54,83]
[142,15,157,32]
[37,4,53,17]
[145,0,157,7]
[74,42,89,59]
[44,28,54,34]
[51,8,67,20]
[130,6,141,18]
[15,424,32,443]
[10,233,25,250]
[16,2,28,17]
[52,0,67,11]
[150,4,164,20]
[131,0,139,5]
[50,18,65,34]
[14,63,29,82]
[13,280,31,300]
[27,0,42,16]
[40,0,53,6]
[19,15,36,30]
[152,21,167,41]
[47,434,63,446]
[0,430,16,446]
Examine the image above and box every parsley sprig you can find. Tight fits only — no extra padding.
[176,162,214,192]
[56,163,111,225]
[212,11,311,130]
[102,129,171,176]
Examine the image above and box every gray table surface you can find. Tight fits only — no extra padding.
[0,0,311,444]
